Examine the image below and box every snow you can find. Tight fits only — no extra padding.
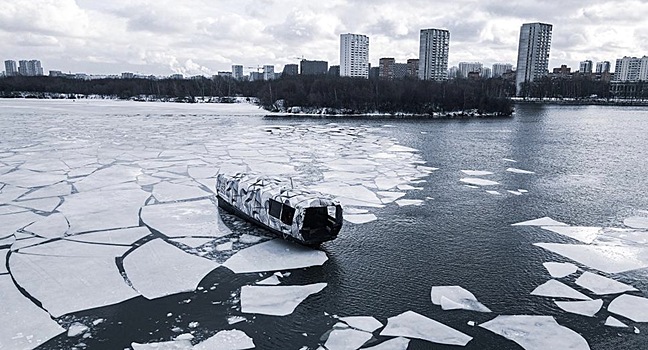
[0,275,65,349]
[323,328,373,350]
[540,226,602,244]
[480,315,590,350]
[431,286,491,312]
[554,299,603,317]
[575,271,638,295]
[534,242,648,274]
[67,322,89,337]
[530,280,592,300]
[339,316,383,332]
[604,316,628,328]
[9,253,139,317]
[23,212,69,238]
[608,294,648,322]
[543,262,578,278]
[241,283,327,316]
[395,199,423,207]
[131,340,192,350]
[193,329,255,350]
[624,216,648,229]
[223,239,328,273]
[460,170,494,176]
[506,168,535,174]
[171,237,214,248]
[123,239,220,299]
[152,181,212,202]
[380,310,472,346]
[257,275,281,285]
[459,178,500,186]
[512,217,567,226]
[141,199,232,238]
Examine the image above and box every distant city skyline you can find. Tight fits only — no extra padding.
[1,1,647,76]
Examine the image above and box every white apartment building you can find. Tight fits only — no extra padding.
[613,56,648,81]
[232,65,243,80]
[458,62,482,78]
[418,28,449,81]
[579,60,593,73]
[492,63,513,78]
[515,22,552,96]
[263,65,275,80]
[340,33,369,78]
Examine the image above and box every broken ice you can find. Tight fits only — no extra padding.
[530,279,591,300]
[624,216,648,229]
[140,199,232,238]
[480,315,589,350]
[534,242,648,274]
[512,217,567,226]
[339,316,383,332]
[543,262,578,278]
[380,310,472,346]
[608,294,648,322]
[460,178,500,186]
[223,239,328,273]
[193,329,255,350]
[323,327,373,350]
[554,299,603,317]
[575,271,637,295]
[241,283,327,316]
[431,286,491,312]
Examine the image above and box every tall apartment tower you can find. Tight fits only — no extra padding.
[613,56,648,81]
[340,33,369,78]
[595,61,610,74]
[418,28,450,81]
[579,60,593,73]
[458,62,483,78]
[4,60,17,76]
[232,65,243,80]
[515,22,552,95]
[263,65,275,80]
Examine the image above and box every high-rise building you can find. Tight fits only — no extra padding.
[579,60,593,73]
[282,64,298,76]
[18,60,29,75]
[17,60,43,76]
[232,65,244,80]
[458,62,482,78]
[418,28,449,81]
[515,22,552,96]
[492,63,513,78]
[406,59,419,78]
[394,63,408,79]
[596,61,610,74]
[263,65,275,80]
[379,58,396,80]
[447,66,458,79]
[340,33,369,78]
[4,60,17,76]
[613,56,648,82]
[300,60,328,75]
[482,67,492,79]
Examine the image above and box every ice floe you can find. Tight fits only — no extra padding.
[554,299,603,317]
[460,170,494,176]
[141,199,231,238]
[624,216,648,229]
[66,226,151,245]
[605,316,628,328]
[380,310,472,346]
[376,191,406,204]
[323,327,373,350]
[0,169,68,188]
[13,197,62,212]
[0,185,29,205]
[512,217,567,226]
[2,211,43,238]
[67,322,89,337]
[73,165,141,192]
[608,294,648,322]
[20,182,72,200]
[395,199,423,207]
[486,190,501,195]
[131,339,192,349]
[123,239,220,299]
[575,271,637,295]
[480,315,590,350]
[257,275,281,285]
[339,316,383,332]
[23,212,69,238]
[542,262,578,278]
[530,279,591,300]
[431,286,491,312]
[363,337,410,350]
[193,329,255,350]
[506,168,535,174]
[507,190,523,196]
[241,283,327,316]
[152,181,212,202]
[540,226,602,244]
[460,178,500,186]
[0,275,65,349]
[16,238,130,257]
[223,239,328,273]
[534,243,648,274]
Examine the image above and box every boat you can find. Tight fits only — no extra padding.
[216,173,343,246]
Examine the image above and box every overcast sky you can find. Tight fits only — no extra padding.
[2,0,648,76]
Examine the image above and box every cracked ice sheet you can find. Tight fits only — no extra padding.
[380,311,472,346]
[1,211,43,238]
[152,181,212,202]
[340,316,383,332]
[540,226,602,244]
[543,262,578,278]
[0,169,67,188]
[73,165,141,192]
[554,299,603,317]
[10,253,139,317]
[0,249,7,273]
[141,199,231,238]
[431,286,491,312]
[531,280,591,300]
[223,239,328,273]
[241,283,327,316]
[608,294,648,322]
[0,185,29,204]
[23,212,69,238]
[57,188,150,234]
[12,197,62,212]
[460,178,500,186]
[123,239,220,299]
[575,271,638,295]
[534,242,648,274]
[0,275,65,349]
[310,183,382,206]
[193,329,255,350]
[20,182,72,200]
[363,337,410,350]
[480,316,590,350]
[17,238,130,257]
[65,226,151,245]
[324,328,373,350]
[624,216,648,229]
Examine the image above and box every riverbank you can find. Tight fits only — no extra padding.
[513,97,648,106]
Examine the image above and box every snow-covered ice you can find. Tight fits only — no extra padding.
[362,337,410,350]
[480,315,590,350]
[575,271,637,295]
[512,217,567,226]
[339,316,383,332]
[530,279,592,300]
[223,239,328,273]
[608,294,648,322]
[73,165,141,192]
[534,242,648,274]
[506,168,535,174]
[543,262,578,278]
[624,216,648,229]
[123,239,220,299]
[141,199,232,238]
[459,178,500,186]
[0,169,68,188]
[540,226,602,244]
[241,283,327,316]
[431,286,491,312]
[380,310,472,346]
[554,299,603,317]
[193,329,255,350]
[605,316,627,328]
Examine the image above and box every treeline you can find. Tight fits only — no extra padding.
[0,75,515,115]
[520,76,612,99]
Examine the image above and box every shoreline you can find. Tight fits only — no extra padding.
[513,98,648,106]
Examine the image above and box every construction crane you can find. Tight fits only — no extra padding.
[246,66,264,73]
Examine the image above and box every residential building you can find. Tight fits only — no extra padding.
[613,56,648,81]
[552,65,571,76]
[596,61,611,74]
[482,67,492,79]
[492,63,513,78]
[515,22,552,96]
[300,60,328,75]
[17,60,43,76]
[447,66,458,79]
[340,33,369,78]
[4,60,17,76]
[458,62,482,78]
[394,63,408,79]
[263,65,275,80]
[418,28,450,81]
[121,72,135,79]
[328,65,340,76]
[249,72,263,81]
[369,66,380,80]
[217,71,233,78]
[379,58,395,79]
[406,59,419,78]
[232,65,244,80]
[579,60,593,73]
[282,64,298,76]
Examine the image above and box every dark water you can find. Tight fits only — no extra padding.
[36,104,648,349]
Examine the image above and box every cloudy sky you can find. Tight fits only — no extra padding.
[2,0,647,76]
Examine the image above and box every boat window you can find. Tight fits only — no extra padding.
[303,207,328,229]
[268,199,282,219]
[280,205,295,226]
